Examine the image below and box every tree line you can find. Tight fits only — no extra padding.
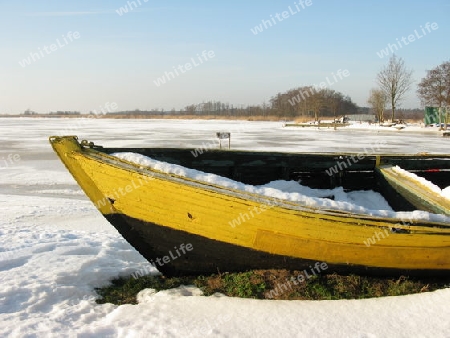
[20,56,448,122]
[180,88,359,120]
[269,87,358,120]
[182,57,449,122]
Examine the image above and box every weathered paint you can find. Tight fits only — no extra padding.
[377,164,450,215]
[49,136,450,276]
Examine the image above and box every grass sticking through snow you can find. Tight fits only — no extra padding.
[95,270,450,305]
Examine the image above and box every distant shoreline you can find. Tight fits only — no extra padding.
[0,114,293,122]
[0,114,425,124]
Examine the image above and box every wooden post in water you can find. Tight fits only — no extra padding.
[216,132,230,149]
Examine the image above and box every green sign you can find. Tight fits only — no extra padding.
[425,107,447,125]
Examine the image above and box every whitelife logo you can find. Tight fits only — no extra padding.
[250,0,313,35]
[288,69,350,106]
[153,50,215,87]
[0,154,21,169]
[116,0,149,16]
[19,31,81,68]
[376,22,438,58]
[131,243,193,279]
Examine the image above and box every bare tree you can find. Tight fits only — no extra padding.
[184,104,197,114]
[269,86,358,121]
[310,89,325,122]
[376,55,413,122]
[324,90,342,129]
[367,88,387,123]
[417,60,450,107]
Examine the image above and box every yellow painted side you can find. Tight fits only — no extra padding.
[254,230,449,269]
[49,136,115,215]
[50,136,450,271]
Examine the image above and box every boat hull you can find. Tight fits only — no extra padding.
[49,136,450,277]
[106,213,450,277]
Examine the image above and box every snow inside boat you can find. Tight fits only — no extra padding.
[49,136,450,277]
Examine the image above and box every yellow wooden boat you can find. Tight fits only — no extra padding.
[49,136,450,277]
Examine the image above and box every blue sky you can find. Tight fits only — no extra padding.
[1,0,449,114]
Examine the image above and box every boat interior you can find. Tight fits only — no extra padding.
[96,145,450,213]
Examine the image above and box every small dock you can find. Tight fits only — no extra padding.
[285,123,349,128]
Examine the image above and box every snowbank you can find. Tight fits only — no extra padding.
[1,118,449,337]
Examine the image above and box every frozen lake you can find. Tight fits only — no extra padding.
[0,117,449,337]
[1,117,448,153]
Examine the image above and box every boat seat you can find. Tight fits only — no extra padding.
[376,164,450,215]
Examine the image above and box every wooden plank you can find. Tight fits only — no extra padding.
[49,136,450,276]
[376,164,450,215]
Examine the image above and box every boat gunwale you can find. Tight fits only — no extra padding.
[48,136,450,276]
[76,144,450,231]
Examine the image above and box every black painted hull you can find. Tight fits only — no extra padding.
[105,214,448,277]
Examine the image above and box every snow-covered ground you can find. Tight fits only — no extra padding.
[1,117,449,337]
